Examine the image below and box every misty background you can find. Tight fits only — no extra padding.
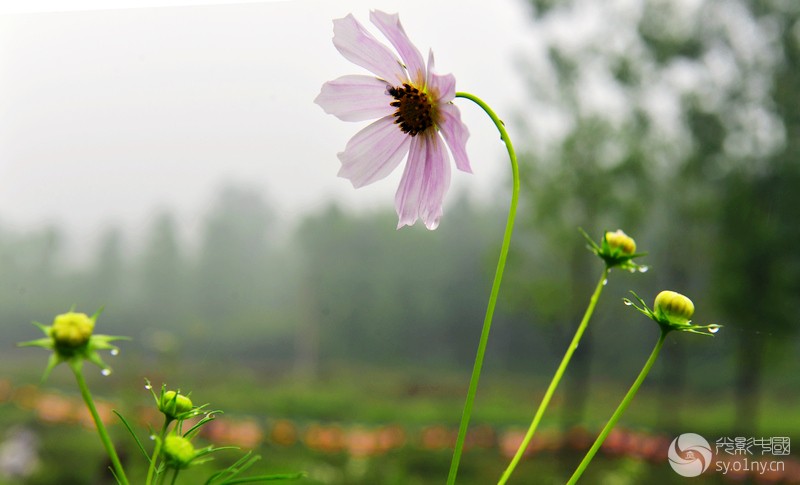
[1,0,799,484]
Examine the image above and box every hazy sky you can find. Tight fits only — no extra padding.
[0,0,538,253]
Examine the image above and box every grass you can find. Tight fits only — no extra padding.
[1,353,797,484]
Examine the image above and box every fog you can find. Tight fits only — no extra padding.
[0,0,536,261]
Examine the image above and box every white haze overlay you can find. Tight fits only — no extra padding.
[0,0,537,260]
[2,0,761,261]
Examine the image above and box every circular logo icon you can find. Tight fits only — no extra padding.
[668,433,713,477]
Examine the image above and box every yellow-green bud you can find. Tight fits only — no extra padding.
[605,229,636,255]
[163,434,195,469]
[160,391,193,419]
[50,312,94,348]
[654,290,694,325]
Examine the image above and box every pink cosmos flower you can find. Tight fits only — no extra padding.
[315,10,472,230]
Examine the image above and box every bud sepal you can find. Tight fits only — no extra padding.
[624,291,721,335]
[580,228,648,272]
[146,380,207,423]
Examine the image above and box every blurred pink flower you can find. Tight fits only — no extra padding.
[315,10,471,230]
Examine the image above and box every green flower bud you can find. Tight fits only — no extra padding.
[605,229,636,255]
[654,290,694,325]
[50,312,94,348]
[580,228,646,271]
[159,390,193,420]
[163,434,196,469]
[625,291,720,335]
[18,308,128,381]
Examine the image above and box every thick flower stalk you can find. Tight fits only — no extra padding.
[499,229,645,484]
[567,291,720,483]
[315,10,471,230]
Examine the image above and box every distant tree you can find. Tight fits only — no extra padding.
[517,0,800,433]
[294,198,500,372]
[194,185,276,334]
[0,224,65,340]
[89,226,125,305]
[510,1,658,429]
[708,0,800,430]
[138,211,187,329]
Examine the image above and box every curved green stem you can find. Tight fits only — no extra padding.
[146,419,171,485]
[447,92,520,485]
[566,328,669,484]
[70,362,130,485]
[498,267,609,484]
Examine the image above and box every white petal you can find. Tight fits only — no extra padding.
[337,117,411,188]
[370,10,426,86]
[332,14,406,85]
[315,75,394,122]
[438,103,472,173]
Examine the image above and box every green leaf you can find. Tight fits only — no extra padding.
[205,452,260,485]
[183,410,222,437]
[217,472,305,484]
[113,410,150,461]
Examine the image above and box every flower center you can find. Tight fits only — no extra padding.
[388,83,434,136]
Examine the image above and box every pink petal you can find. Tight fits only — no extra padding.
[332,14,406,85]
[395,133,451,230]
[395,135,426,229]
[369,10,426,86]
[315,75,394,122]
[338,117,411,188]
[426,61,456,104]
[419,134,451,230]
[426,49,436,76]
[438,103,472,173]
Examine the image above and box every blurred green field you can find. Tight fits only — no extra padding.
[1,354,797,485]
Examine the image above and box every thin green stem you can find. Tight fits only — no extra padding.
[566,328,669,484]
[71,362,130,485]
[146,419,171,485]
[498,267,610,484]
[170,467,180,485]
[447,92,520,485]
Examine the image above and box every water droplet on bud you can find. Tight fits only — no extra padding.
[144,384,152,390]
[101,368,111,376]
[110,348,119,356]
[638,266,649,273]
[708,325,720,334]
[149,434,156,441]
[603,279,608,286]
[623,299,632,306]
